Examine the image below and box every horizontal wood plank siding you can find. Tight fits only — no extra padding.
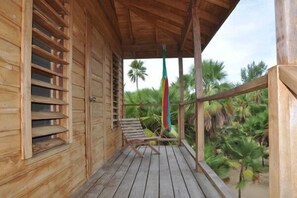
[0,0,122,196]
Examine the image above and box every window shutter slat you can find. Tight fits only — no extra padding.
[34,0,68,27]
[33,28,69,52]
[45,0,69,15]
[32,112,68,120]
[32,45,68,65]
[31,79,67,91]
[33,10,69,39]
[32,138,66,155]
[32,95,68,105]
[32,125,68,138]
[32,63,68,78]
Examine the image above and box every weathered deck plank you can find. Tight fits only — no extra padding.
[98,149,137,198]
[144,150,159,198]
[113,147,145,198]
[71,146,228,198]
[129,147,151,198]
[180,146,221,198]
[70,151,122,197]
[166,146,190,198]
[159,146,174,198]
[173,146,205,197]
[83,148,132,197]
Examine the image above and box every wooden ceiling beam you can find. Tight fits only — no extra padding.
[117,1,180,42]
[180,14,193,50]
[181,0,199,51]
[116,0,184,28]
[123,43,178,52]
[206,0,230,9]
[127,9,134,44]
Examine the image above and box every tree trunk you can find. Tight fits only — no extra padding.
[238,164,243,198]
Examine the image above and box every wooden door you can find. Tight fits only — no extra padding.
[86,18,105,176]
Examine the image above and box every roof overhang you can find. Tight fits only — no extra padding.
[99,0,239,58]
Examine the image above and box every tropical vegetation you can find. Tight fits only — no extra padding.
[124,59,269,198]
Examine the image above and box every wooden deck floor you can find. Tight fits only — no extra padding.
[71,146,222,198]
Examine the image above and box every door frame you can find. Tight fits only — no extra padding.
[85,14,92,178]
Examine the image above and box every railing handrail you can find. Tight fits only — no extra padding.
[198,75,268,102]
[123,103,180,107]
[124,103,161,107]
[124,75,268,108]
[181,74,268,105]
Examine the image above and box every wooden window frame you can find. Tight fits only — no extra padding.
[21,0,72,159]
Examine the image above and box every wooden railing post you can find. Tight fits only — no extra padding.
[192,4,204,171]
[178,55,185,146]
[269,0,297,196]
[268,66,297,197]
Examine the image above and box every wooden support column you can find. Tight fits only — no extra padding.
[178,55,185,145]
[268,66,297,198]
[21,0,33,159]
[275,0,297,65]
[192,4,204,171]
[268,0,297,197]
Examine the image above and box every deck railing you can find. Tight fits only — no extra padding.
[183,65,297,197]
[177,74,269,198]
[122,65,297,197]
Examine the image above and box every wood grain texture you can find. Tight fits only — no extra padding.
[0,1,22,26]
[192,4,204,170]
[275,0,297,65]
[173,146,205,197]
[0,15,21,46]
[0,85,19,109]
[20,0,33,159]
[268,66,297,197]
[279,66,297,95]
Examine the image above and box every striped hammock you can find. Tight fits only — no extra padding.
[161,46,171,133]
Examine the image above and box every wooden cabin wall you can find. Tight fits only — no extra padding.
[0,0,123,196]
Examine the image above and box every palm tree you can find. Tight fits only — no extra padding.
[201,60,232,138]
[128,60,148,91]
[221,132,263,198]
[177,60,232,139]
[202,59,227,93]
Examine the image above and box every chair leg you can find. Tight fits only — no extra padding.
[129,144,144,158]
[148,144,160,155]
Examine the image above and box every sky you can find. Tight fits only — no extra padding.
[123,0,276,92]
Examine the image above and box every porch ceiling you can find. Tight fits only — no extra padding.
[99,0,239,58]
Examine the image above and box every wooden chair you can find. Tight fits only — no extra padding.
[119,118,160,157]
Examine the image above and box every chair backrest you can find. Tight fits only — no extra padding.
[119,118,146,141]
